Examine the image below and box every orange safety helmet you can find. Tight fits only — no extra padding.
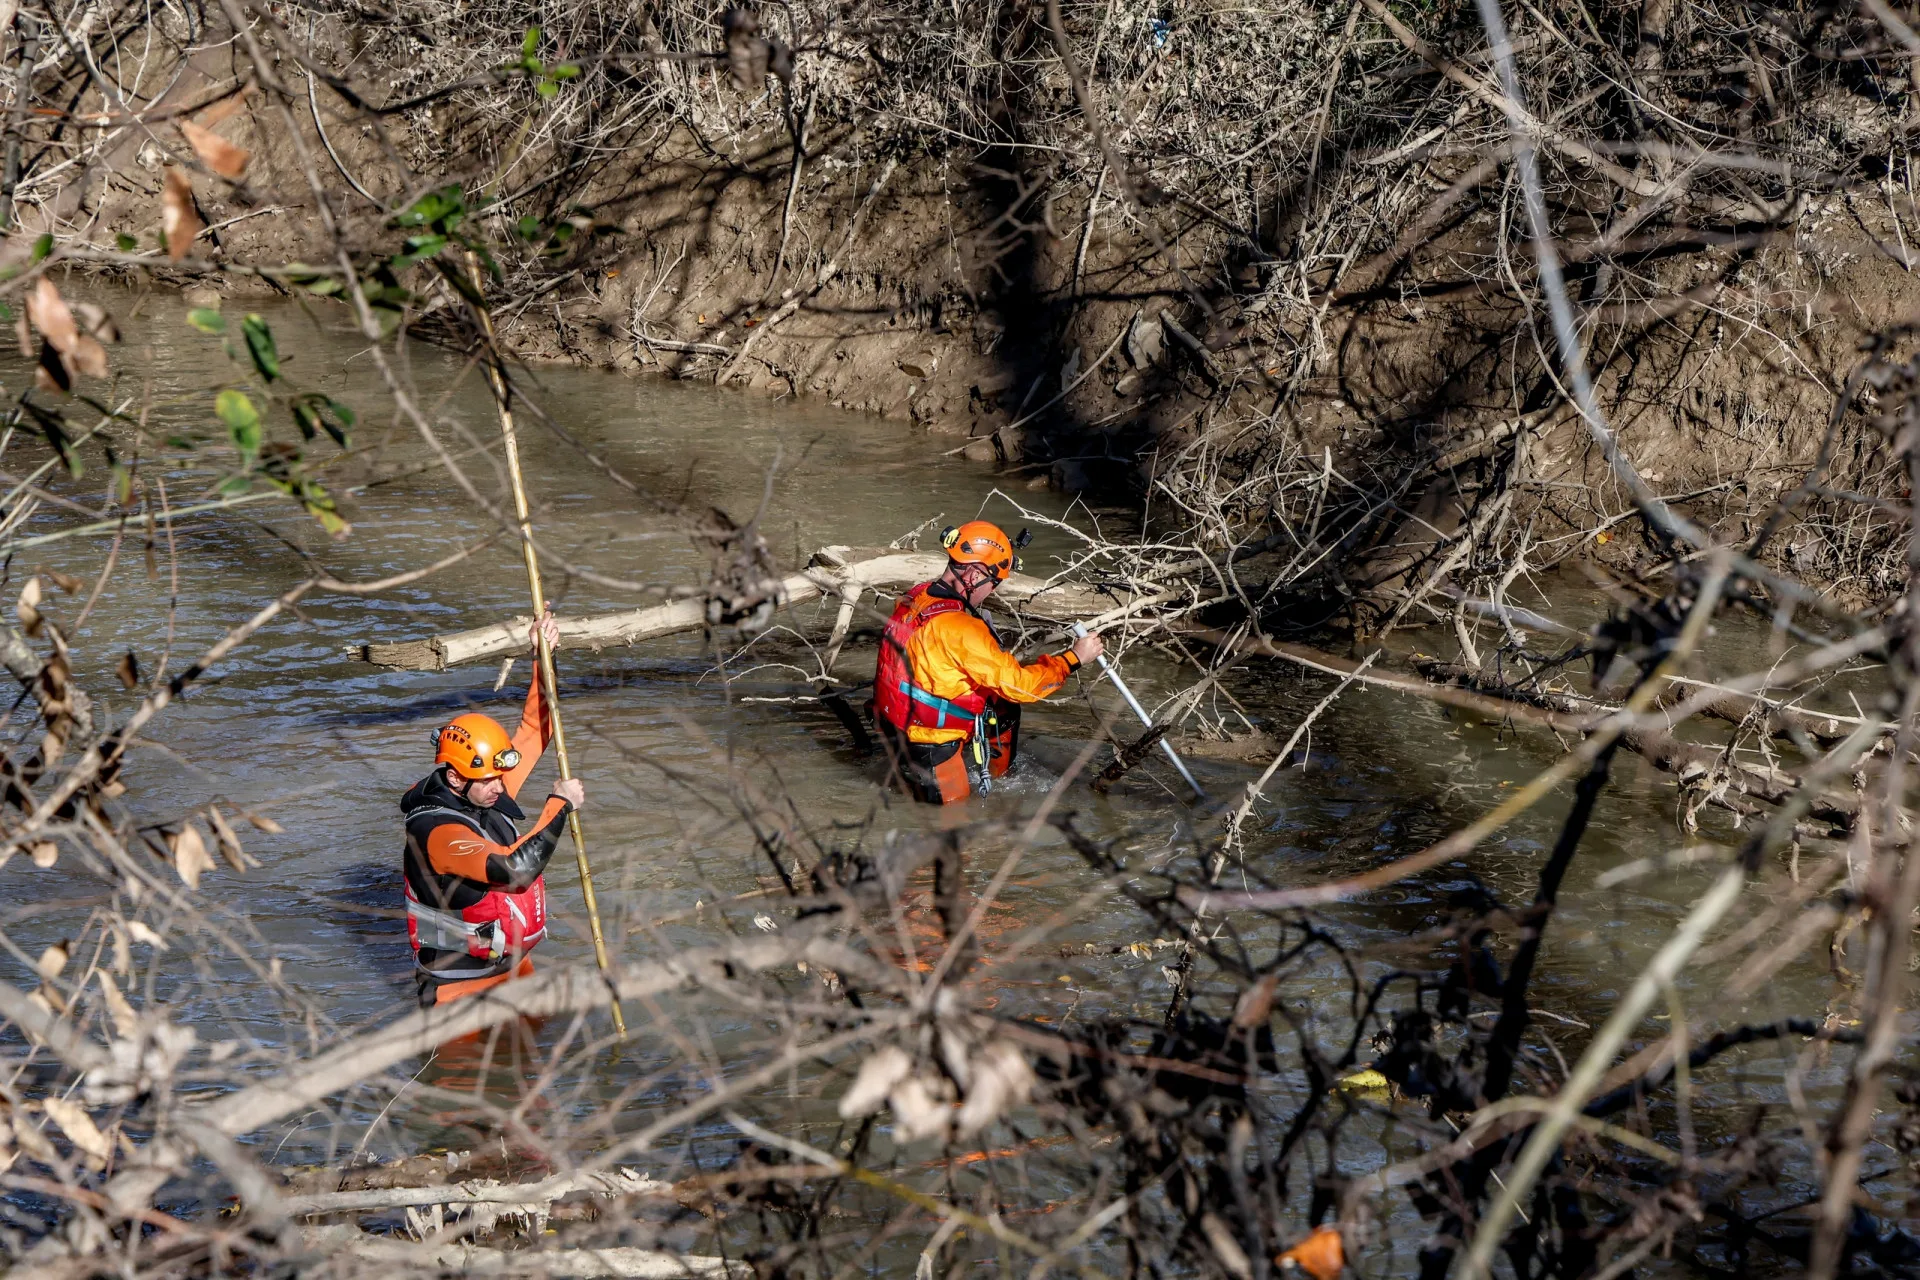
[941,520,1021,582]
[433,713,522,780]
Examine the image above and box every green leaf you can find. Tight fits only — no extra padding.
[241,313,280,381]
[24,404,81,479]
[516,214,541,241]
[388,233,447,272]
[552,63,580,80]
[290,398,319,441]
[30,233,52,262]
[535,79,559,99]
[393,185,465,232]
[521,26,541,59]
[218,475,252,496]
[289,394,351,446]
[187,308,225,334]
[115,233,137,252]
[216,388,261,459]
[327,398,356,431]
[112,461,132,507]
[297,479,350,536]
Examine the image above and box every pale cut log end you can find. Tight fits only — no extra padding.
[355,639,444,671]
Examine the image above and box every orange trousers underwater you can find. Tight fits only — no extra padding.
[418,956,535,1007]
[876,704,1019,804]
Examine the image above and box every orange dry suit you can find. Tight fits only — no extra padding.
[872,580,1081,803]
[401,670,569,1008]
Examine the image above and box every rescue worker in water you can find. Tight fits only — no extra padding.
[874,520,1104,803]
[402,612,584,1008]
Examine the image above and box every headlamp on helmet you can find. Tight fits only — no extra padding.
[941,519,1023,581]
[433,713,522,780]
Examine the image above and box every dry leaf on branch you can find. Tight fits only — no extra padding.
[64,333,107,380]
[1203,1213,1255,1280]
[954,1039,1035,1137]
[195,87,251,129]
[35,651,74,763]
[35,941,67,981]
[25,277,77,353]
[26,279,110,385]
[125,920,166,950]
[837,1045,912,1119]
[205,805,256,871]
[71,302,120,345]
[161,167,203,261]
[96,972,138,1039]
[10,1114,55,1163]
[1232,972,1277,1028]
[28,842,56,868]
[177,119,249,180]
[41,1097,110,1166]
[243,808,284,834]
[116,650,139,690]
[887,1073,953,1143]
[16,575,42,635]
[167,822,213,890]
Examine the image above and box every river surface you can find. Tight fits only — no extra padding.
[0,288,1887,1273]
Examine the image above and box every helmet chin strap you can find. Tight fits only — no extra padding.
[953,562,995,600]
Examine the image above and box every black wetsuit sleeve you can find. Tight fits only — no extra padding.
[424,796,573,890]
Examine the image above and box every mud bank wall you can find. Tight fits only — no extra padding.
[27,0,1920,608]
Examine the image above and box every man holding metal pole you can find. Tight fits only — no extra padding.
[873,520,1103,804]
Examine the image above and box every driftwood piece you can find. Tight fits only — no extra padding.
[352,546,1115,671]
[286,1167,671,1217]
[281,1144,550,1197]
[303,1226,744,1277]
[193,934,906,1139]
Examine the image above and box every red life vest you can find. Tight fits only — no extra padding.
[403,806,549,968]
[873,585,988,735]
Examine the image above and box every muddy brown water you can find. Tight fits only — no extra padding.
[0,292,1887,1271]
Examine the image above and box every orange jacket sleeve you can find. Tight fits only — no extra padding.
[501,659,557,801]
[927,612,1076,704]
[426,796,571,888]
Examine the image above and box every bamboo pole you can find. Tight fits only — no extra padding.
[465,254,625,1039]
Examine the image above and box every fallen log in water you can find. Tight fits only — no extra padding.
[285,1166,671,1218]
[1184,627,1863,833]
[303,1225,745,1277]
[350,546,1124,671]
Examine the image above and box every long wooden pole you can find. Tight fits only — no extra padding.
[465,255,625,1039]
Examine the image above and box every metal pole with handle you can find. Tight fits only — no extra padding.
[466,255,626,1039]
[1072,623,1207,800]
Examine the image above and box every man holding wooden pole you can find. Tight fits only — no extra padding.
[401,612,583,1007]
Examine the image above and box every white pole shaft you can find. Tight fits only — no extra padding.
[1073,624,1206,799]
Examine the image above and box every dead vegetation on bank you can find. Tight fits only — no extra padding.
[0,2,1912,1279]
